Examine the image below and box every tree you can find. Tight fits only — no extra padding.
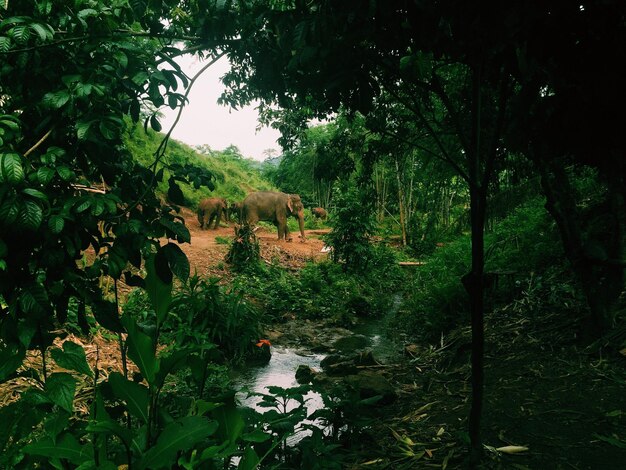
[0,1,245,465]
[222,1,624,462]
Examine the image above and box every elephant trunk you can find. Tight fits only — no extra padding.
[297,210,306,240]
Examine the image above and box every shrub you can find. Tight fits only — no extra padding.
[226,224,261,272]
[324,183,376,273]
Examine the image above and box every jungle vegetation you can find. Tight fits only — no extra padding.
[0,1,623,469]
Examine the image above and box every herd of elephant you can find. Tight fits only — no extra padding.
[196,191,328,242]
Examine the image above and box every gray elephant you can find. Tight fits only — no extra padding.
[242,191,306,241]
[197,197,228,229]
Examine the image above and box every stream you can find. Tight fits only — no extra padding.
[230,305,404,444]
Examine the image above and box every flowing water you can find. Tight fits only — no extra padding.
[231,295,404,444]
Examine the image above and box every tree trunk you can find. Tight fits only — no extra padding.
[467,63,485,466]
[535,158,624,332]
[395,158,407,246]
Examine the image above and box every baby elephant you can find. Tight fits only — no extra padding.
[197,197,228,229]
[311,207,328,220]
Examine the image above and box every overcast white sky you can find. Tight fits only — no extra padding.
[159,54,282,161]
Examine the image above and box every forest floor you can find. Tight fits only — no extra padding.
[175,207,626,469]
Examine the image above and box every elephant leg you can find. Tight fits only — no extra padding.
[214,212,221,229]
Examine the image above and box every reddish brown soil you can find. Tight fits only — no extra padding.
[176,206,330,277]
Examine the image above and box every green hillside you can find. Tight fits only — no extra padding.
[124,124,276,208]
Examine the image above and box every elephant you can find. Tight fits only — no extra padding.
[242,191,306,241]
[197,197,228,229]
[311,207,328,220]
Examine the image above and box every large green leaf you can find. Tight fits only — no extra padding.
[108,372,149,423]
[50,341,93,377]
[122,316,157,385]
[92,299,124,333]
[238,445,260,470]
[18,200,43,230]
[145,251,172,327]
[24,433,92,464]
[0,343,25,382]
[18,282,50,315]
[162,242,190,282]
[0,152,24,184]
[139,416,219,469]
[46,372,76,413]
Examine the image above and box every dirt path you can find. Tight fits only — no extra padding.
[177,207,330,276]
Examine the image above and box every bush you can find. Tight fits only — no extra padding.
[397,196,568,342]
[226,224,261,272]
[165,275,262,363]
[324,183,376,273]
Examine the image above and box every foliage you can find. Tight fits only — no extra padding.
[167,275,262,365]
[238,248,402,325]
[226,224,262,272]
[324,182,377,273]
[397,196,569,341]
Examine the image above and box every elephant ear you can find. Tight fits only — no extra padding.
[287,195,293,213]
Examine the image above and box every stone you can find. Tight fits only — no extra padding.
[332,334,369,353]
[295,365,317,384]
[344,371,397,405]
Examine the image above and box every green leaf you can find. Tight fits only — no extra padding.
[57,165,74,181]
[159,217,191,243]
[19,199,43,230]
[212,399,244,444]
[0,152,24,184]
[0,342,25,382]
[238,446,260,470]
[150,114,162,132]
[30,22,54,41]
[51,341,93,377]
[0,36,11,52]
[242,428,272,443]
[99,118,119,140]
[43,90,70,109]
[139,416,218,469]
[22,188,48,201]
[49,215,65,233]
[108,372,149,423]
[113,50,128,69]
[154,348,190,389]
[37,167,55,184]
[44,409,70,440]
[87,419,134,449]
[145,251,172,326]
[10,25,30,44]
[92,299,124,333]
[46,372,76,413]
[162,242,190,282]
[74,198,92,213]
[76,120,93,140]
[122,315,157,385]
[0,196,20,225]
[24,433,92,464]
[593,433,626,449]
[18,282,50,315]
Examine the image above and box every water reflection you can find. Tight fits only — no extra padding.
[231,347,326,444]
